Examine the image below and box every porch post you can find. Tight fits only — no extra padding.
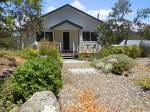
[44,32,46,41]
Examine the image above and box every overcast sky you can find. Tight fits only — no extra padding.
[42,0,150,23]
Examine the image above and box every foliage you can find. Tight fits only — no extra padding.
[0,49,21,57]
[1,0,43,49]
[134,76,150,91]
[108,0,133,44]
[13,57,63,104]
[99,45,140,59]
[21,47,38,59]
[78,53,99,61]
[93,54,136,74]
[134,8,150,25]
[99,46,123,58]
[0,76,16,112]
[123,45,140,58]
[39,43,61,62]
[139,41,150,57]
[97,23,115,48]
[0,30,17,49]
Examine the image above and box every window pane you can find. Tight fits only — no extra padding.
[91,32,97,41]
[45,32,53,41]
[36,32,44,42]
[83,31,90,41]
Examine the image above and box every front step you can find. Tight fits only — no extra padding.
[61,53,75,59]
[63,56,74,59]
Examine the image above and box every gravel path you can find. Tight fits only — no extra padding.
[59,59,150,112]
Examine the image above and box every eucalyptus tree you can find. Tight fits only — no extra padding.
[109,0,133,45]
[134,8,150,40]
[0,0,43,49]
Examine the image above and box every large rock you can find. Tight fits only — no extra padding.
[19,91,60,112]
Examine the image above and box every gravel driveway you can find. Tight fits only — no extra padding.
[59,59,150,112]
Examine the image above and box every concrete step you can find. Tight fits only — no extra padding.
[62,56,75,59]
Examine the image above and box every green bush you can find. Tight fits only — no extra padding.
[139,41,150,57]
[99,46,123,58]
[123,45,140,59]
[99,45,140,59]
[0,76,16,112]
[13,57,63,104]
[93,54,136,74]
[134,76,150,91]
[21,47,38,59]
[78,53,98,60]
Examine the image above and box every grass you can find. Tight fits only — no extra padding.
[134,76,150,91]
[0,49,21,57]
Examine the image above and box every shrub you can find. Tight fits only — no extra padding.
[99,45,140,59]
[134,76,150,91]
[93,54,136,74]
[123,45,140,59]
[21,47,38,59]
[0,76,16,112]
[78,53,98,60]
[99,46,123,58]
[139,41,150,57]
[13,57,63,104]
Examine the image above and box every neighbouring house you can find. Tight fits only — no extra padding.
[26,4,103,54]
[119,39,150,46]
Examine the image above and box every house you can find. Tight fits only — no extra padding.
[27,4,103,54]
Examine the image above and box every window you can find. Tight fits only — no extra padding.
[83,31,97,41]
[45,32,53,41]
[91,32,97,41]
[36,32,44,42]
[83,31,90,41]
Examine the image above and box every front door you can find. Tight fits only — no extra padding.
[63,32,70,50]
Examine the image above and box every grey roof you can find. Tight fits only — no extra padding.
[42,4,103,23]
[50,20,83,29]
[119,40,150,46]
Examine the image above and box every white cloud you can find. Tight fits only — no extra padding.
[71,0,86,11]
[44,0,111,21]
[88,9,112,21]
[47,6,56,12]
[71,0,111,21]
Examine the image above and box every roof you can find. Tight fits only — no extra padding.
[119,40,150,46]
[50,20,83,29]
[42,4,103,23]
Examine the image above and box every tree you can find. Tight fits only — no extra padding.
[134,8,150,40]
[0,0,43,49]
[97,22,115,49]
[109,0,132,45]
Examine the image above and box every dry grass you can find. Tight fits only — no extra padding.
[65,90,107,112]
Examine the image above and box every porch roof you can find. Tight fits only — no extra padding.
[50,20,83,30]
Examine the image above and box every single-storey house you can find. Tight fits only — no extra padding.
[27,4,103,54]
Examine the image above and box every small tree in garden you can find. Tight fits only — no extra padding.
[97,23,115,49]
[109,0,133,45]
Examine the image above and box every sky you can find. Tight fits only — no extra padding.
[42,0,150,23]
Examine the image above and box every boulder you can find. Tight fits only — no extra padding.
[19,91,60,112]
